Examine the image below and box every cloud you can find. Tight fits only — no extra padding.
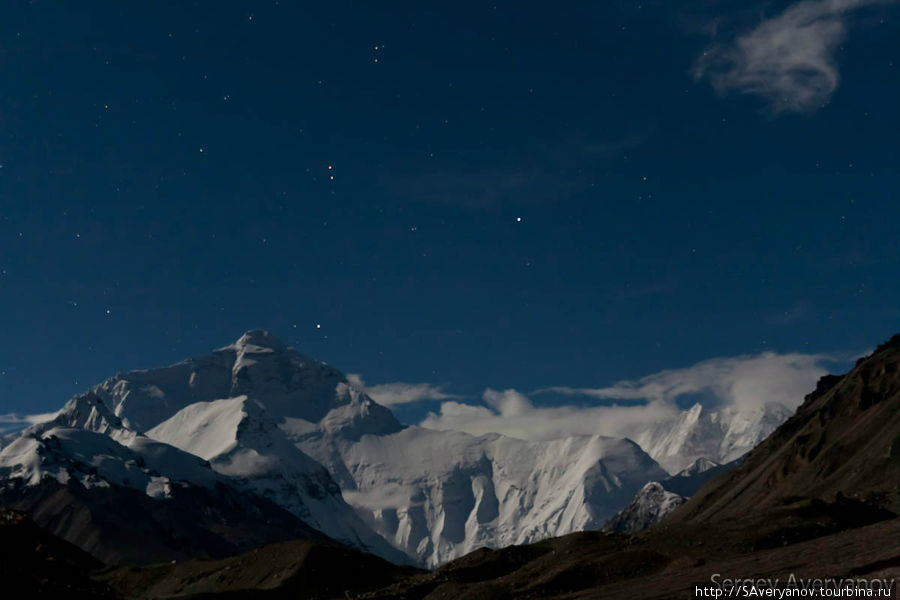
[693,0,896,113]
[347,374,460,407]
[421,393,677,442]
[419,351,839,442]
[0,411,59,434]
[483,388,533,417]
[541,352,836,413]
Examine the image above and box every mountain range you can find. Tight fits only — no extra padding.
[0,330,789,568]
[3,332,899,598]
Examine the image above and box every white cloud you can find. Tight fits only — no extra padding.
[419,352,838,442]
[0,411,59,434]
[693,0,896,113]
[420,394,676,442]
[542,352,834,413]
[483,388,533,416]
[347,374,460,407]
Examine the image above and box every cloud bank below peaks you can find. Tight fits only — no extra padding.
[347,374,460,407]
[419,351,840,442]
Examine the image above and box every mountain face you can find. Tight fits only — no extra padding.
[294,426,668,567]
[144,395,402,559]
[0,330,672,567]
[630,401,792,473]
[675,335,900,522]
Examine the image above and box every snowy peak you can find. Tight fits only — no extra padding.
[318,382,404,440]
[82,330,402,436]
[228,329,288,353]
[44,393,134,443]
[631,402,793,473]
[675,457,720,478]
[604,481,687,533]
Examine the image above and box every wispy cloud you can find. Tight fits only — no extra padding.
[420,390,677,442]
[539,351,837,413]
[347,374,460,407]
[420,351,841,441]
[693,0,896,113]
[0,411,59,434]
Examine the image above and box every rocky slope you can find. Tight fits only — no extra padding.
[675,334,900,522]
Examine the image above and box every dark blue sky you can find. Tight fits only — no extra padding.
[1,1,898,418]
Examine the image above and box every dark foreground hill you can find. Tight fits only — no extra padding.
[0,477,326,566]
[0,508,117,598]
[93,498,898,600]
[98,538,421,599]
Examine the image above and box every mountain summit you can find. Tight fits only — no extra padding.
[84,329,402,437]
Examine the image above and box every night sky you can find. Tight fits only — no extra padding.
[1,1,898,421]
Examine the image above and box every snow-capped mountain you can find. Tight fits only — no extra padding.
[0,331,671,566]
[293,425,667,566]
[603,481,686,533]
[0,330,734,567]
[87,330,402,438]
[629,401,792,473]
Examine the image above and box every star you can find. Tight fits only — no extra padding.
[516,217,522,222]
[316,323,322,329]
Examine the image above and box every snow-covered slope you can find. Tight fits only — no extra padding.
[603,481,686,533]
[0,394,221,497]
[147,396,406,562]
[630,402,792,473]
[293,425,668,566]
